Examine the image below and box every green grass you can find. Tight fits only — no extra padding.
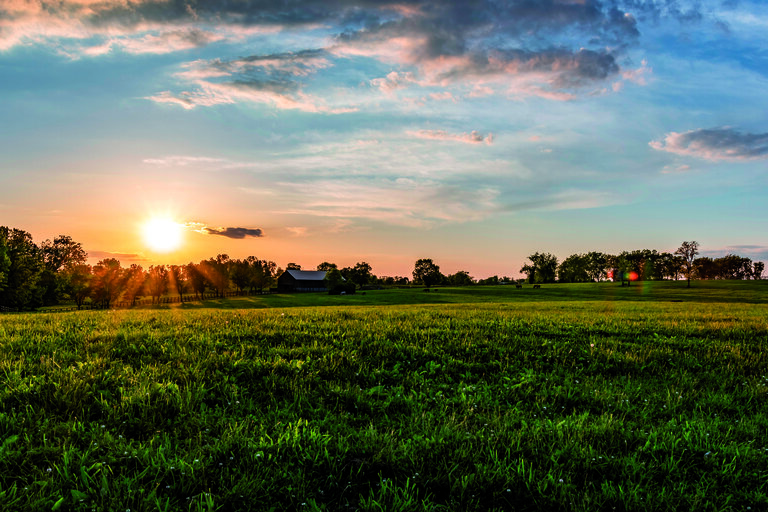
[1,282,767,511]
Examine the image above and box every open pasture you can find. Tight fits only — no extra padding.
[1,284,767,511]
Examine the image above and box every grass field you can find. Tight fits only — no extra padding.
[1,281,767,511]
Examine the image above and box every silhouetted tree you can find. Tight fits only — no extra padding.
[675,241,699,288]
[349,261,374,289]
[521,252,558,284]
[557,254,590,283]
[316,262,337,271]
[754,261,765,280]
[286,262,302,270]
[448,271,474,286]
[412,258,443,288]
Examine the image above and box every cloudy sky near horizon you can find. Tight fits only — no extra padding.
[1,0,766,278]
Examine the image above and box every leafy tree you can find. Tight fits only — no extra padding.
[230,259,252,293]
[91,258,124,308]
[316,262,337,271]
[146,265,168,303]
[675,241,699,288]
[448,271,474,286]
[477,275,499,285]
[286,262,302,270]
[122,264,146,305]
[693,257,717,280]
[658,252,683,280]
[557,254,590,283]
[37,235,87,305]
[0,226,44,309]
[520,252,558,284]
[60,264,92,309]
[200,255,230,297]
[324,268,353,294]
[0,235,10,294]
[412,258,443,288]
[754,261,765,280]
[185,262,206,299]
[585,252,608,282]
[349,261,374,289]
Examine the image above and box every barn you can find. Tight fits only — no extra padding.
[277,269,328,293]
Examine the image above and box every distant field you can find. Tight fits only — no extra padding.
[1,282,767,511]
[148,280,768,310]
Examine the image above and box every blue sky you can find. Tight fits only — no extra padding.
[0,0,766,278]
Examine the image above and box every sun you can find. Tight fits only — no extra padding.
[142,217,183,253]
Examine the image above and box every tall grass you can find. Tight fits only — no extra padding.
[1,296,767,510]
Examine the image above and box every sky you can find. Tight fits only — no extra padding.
[1,0,766,279]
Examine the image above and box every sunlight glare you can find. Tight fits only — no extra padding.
[142,217,183,253]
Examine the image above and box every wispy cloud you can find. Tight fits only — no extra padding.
[650,128,768,161]
[411,129,494,145]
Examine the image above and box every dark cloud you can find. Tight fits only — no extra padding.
[650,128,768,161]
[204,227,264,239]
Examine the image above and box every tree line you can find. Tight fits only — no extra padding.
[0,227,284,311]
[0,227,764,311]
[519,242,764,287]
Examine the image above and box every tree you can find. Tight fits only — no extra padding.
[316,262,337,272]
[146,265,168,303]
[412,258,443,288]
[675,241,699,288]
[200,255,230,297]
[557,254,590,283]
[230,259,252,293]
[286,262,302,270]
[324,267,353,294]
[0,234,10,294]
[0,226,44,309]
[185,262,206,299]
[349,261,374,289]
[59,264,92,309]
[520,252,558,284]
[448,271,474,286]
[754,261,765,280]
[585,252,608,282]
[122,264,146,305]
[36,235,86,306]
[168,265,187,302]
[91,258,124,308]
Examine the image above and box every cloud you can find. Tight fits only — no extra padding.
[147,51,355,113]
[2,0,667,106]
[411,129,494,145]
[184,221,263,239]
[650,128,768,161]
[202,226,264,239]
[276,177,501,227]
[88,250,147,263]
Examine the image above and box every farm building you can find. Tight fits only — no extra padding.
[277,270,328,293]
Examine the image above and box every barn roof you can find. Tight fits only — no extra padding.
[284,269,327,281]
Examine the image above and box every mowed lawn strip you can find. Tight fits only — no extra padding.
[1,292,767,511]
